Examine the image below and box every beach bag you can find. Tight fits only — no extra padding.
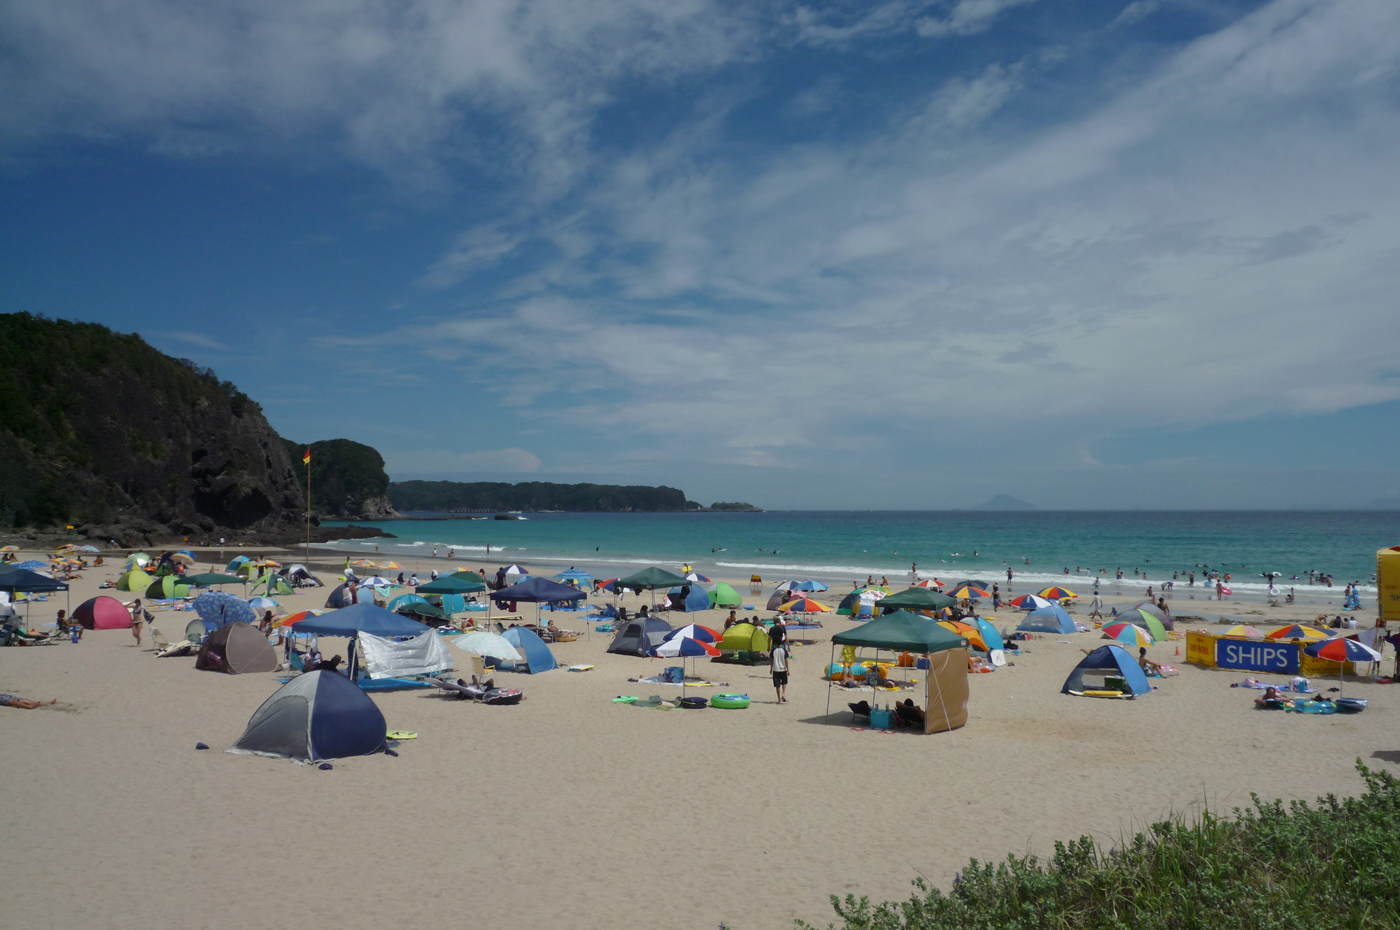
[662,666,684,684]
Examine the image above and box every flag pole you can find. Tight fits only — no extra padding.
[304,448,311,567]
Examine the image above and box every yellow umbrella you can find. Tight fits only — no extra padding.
[379,561,403,570]
[0,546,18,553]
[1221,624,1265,639]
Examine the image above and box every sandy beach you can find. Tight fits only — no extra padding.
[2,547,1395,930]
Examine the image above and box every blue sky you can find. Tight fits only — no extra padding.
[2,0,1399,509]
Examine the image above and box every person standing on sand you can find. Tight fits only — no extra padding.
[910,562,917,585]
[130,599,150,646]
[1089,593,1104,620]
[770,634,790,704]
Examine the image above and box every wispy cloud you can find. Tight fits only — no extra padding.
[164,331,227,350]
[916,0,1038,38]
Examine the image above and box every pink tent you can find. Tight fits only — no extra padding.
[74,595,131,630]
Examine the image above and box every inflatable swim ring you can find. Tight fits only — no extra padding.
[1294,699,1337,715]
[710,693,751,709]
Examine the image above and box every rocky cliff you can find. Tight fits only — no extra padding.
[0,313,306,542]
[280,437,399,520]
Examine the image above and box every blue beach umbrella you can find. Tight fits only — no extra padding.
[790,580,829,592]
[194,591,257,630]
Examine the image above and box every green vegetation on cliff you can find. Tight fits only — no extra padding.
[281,438,394,519]
[0,313,303,533]
[389,480,689,512]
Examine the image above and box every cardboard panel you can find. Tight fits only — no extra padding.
[924,647,969,734]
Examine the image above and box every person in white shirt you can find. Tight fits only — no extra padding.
[770,632,790,704]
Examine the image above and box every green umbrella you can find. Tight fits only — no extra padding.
[877,587,957,612]
[396,601,447,621]
[449,570,488,585]
[184,573,245,587]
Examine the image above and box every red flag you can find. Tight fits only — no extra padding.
[302,447,311,465]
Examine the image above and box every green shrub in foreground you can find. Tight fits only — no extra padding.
[800,761,1400,930]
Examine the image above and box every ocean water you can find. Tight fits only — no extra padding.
[323,510,1397,598]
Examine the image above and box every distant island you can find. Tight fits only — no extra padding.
[971,494,1037,511]
[388,480,759,513]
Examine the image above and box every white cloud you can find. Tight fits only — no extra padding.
[0,0,759,188]
[379,0,1400,477]
[916,0,1038,38]
[417,224,526,288]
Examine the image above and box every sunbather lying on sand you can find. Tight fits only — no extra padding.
[0,694,57,709]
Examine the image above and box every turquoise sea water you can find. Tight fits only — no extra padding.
[324,511,1397,599]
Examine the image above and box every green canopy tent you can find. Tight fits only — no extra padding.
[826,610,969,721]
[617,567,691,608]
[417,573,488,621]
[875,587,957,613]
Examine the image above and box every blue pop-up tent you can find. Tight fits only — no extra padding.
[1062,644,1150,696]
[501,626,558,673]
[667,585,712,612]
[228,670,386,763]
[1018,604,1075,634]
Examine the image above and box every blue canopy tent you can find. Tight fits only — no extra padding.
[492,576,588,626]
[501,626,558,673]
[666,585,712,612]
[1018,604,1075,634]
[1062,644,1150,696]
[291,603,430,638]
[289,603,433,690]
[0,568,71,620]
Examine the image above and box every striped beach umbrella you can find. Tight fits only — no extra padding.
[1102,622,1154,648]
[279,609,324,627]
[1304,636,1383,698]
[1220,624,1266,639]
[1009,594,1053,610]
[1267,624,1330,642]
[779,597,830,613]
[1038,586,1077,600]
[947,584,988,599]
[665,623,721,643]
[379,561,403,570]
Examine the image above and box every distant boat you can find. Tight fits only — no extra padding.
[494,513,524,520]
